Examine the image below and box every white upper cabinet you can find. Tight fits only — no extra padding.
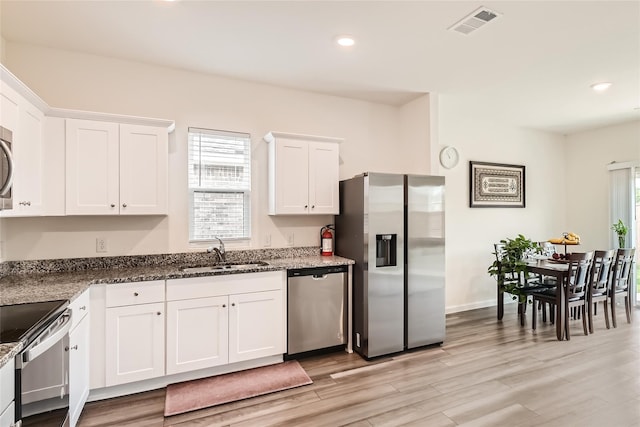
[65,119,119,215]
[66,119,168,215]
[1,63,174,217]
[119,124,168,215]
[0,80,45,217]
[264,131,341,215]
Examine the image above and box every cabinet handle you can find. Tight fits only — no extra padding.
[157,311,162,315]
[110,204,116,208]
[19,201,31,206]
[79,305,86,311]
[122,203,127,208]
[232,303,236,307]
[134,292,139,296]
[304,205,308,209]
[65,345,78,351]
[311,205,315,209]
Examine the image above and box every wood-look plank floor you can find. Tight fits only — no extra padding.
[78,304,640,427]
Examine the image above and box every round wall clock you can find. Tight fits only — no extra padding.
[439,146,459,169]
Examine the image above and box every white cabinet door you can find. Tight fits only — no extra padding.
[105,302,165,386]
[229,290,284,363]
[119,124,168,215]
[266,132,341,215]
[0,83,45,217]
[0,402,13,427]
[273,138,310,214]
[0,358,14,427]
[12,103,44,215]
[65,119,119,215]
[0,82,19,137]
[308,142,339,214]
[166,296,229,375]
[69,314,90,427]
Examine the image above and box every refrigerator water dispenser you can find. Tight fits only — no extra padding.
[375,234,397,267]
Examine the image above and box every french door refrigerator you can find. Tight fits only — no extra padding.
[335,173,445,359]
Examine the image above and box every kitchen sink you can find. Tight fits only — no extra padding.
[180,261,269,273]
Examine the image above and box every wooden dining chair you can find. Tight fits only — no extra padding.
[587,249,616,332]
[494,243,554,326]
[609,248,635,327]
[532,251,594,339]
[494,243,522,321]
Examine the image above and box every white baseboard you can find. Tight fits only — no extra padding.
[445,299,516,314]
[87,354,284,402]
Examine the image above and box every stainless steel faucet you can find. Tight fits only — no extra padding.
[207,236,226,263]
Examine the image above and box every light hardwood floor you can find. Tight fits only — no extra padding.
[78,304,640,427]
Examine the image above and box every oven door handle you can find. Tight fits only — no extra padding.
[0,138,13,196]
[20,311,71,367]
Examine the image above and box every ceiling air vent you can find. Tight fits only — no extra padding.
[449,6,501,35]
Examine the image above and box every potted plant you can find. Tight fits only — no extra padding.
[488,234,541,303]
[611,219,628,248]
[611,219,629,248]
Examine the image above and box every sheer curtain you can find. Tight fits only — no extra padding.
[608,161,637,304]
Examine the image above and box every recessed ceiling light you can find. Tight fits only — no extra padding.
[591,82,612,92]
[336,36,355,47]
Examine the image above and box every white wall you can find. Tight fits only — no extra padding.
[1,42,431,260]
[564,120,640,250]
[4,43,638,313]
[438,95,567,312]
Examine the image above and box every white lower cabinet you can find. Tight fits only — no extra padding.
[228,290,283,363]
[166,296,229,374]
[105,281,165,386]
[166,271,285,375]
[68,290,90,427]
[91,272,285,393]
[0,402,13,427]
[0,358,14,427]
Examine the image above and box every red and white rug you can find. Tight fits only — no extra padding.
[164,360,312,417]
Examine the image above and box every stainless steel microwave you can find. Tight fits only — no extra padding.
[0,125,13,210]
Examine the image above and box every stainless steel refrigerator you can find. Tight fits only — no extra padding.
[335,173,445,359]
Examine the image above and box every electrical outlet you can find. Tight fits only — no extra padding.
[264,234,272,247]
[287,233,294,246]
[96,237,108,253]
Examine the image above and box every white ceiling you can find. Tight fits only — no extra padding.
[1,0,639,135]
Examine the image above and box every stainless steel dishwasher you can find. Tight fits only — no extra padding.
[287,265,348,356]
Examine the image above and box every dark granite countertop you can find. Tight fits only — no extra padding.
[0,342,22,370]
[0,249,353,369]
[0,254,353,305]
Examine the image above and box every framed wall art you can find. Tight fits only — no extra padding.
[469,161,525,208]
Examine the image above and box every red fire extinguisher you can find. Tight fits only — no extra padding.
[321,224,334,256]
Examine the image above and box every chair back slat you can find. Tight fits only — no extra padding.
[590,250,616,296]
[566,252,594,298]
[611,248,636,293]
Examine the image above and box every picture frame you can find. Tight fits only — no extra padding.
[469,161,525,208]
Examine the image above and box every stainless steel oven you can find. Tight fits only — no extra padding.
[0,300,71,427]
[0,125,13,210]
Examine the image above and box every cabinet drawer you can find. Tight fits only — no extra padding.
[167,271,283,301]
[69,289,90,330]
[106,280,164,307]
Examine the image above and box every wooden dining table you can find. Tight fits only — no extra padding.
[526,259,571,340]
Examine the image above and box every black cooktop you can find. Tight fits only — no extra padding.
[0,300,68,344]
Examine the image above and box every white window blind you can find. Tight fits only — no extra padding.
[188,128,251,241]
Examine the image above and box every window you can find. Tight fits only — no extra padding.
[188,128,251,241]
